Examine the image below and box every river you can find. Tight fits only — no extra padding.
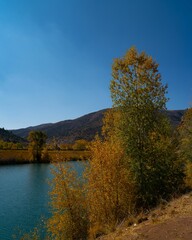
[0,162,84,239]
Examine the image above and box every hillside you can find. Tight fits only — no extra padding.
[0,128,25,143]
[11,109,186,143]
[12,109,107,143]
[100,192,192,240]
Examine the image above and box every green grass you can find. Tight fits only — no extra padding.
[0,149,90,164]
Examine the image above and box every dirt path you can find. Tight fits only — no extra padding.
[128,216,192,240]
[100,193,192,240]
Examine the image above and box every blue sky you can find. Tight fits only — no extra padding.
[0,0,191,129]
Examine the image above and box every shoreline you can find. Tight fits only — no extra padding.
[0,149,90,165]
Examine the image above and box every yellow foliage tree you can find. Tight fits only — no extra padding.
[46,47,185,239]
[47,163,88,240]
[73,139,89,151]
[110,47,184,207]
[86,109,135,238]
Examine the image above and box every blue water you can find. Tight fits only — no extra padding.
[0,162,84,240]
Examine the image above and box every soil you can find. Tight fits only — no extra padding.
[100,192,192,240]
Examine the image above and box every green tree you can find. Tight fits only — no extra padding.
[110,47,183,207]
[178,108,192,162]
[178,108,192,188]
[28,131,47,162]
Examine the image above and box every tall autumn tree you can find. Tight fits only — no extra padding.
[44,47,184,239]
[28,131,47,162]
[110,47,184,207]
[86,110,135,238]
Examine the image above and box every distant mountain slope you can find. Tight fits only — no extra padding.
[11,109,186,143]
[164,109,186,126]
[12,109,107,143]
[0,128,25,143]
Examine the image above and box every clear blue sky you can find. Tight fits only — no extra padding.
[0,0,191,129]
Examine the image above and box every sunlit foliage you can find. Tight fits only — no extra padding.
[86,110,135,238]
[45,47,185,239]
[47,163,88,240]
[73,139,89,151]
[110,47,184,207]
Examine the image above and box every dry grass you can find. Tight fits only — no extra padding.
[0,150,90,164]
[99,192,192,240]
[0,150,30,164]
[49,150,90,162]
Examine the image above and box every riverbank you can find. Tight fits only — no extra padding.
[100,192,192,240]
[0,149,90,165]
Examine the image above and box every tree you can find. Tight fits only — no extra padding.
[178,108,192,188]
[110,47,183,207]
[28,131,47,162]
[178,108,192,162]
[86,109,135,238]
[73,139,89,151]
[44,47,185,239]
[47,163,88,240]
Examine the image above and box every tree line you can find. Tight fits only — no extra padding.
[0,140,24,150]
[0,133,89,163]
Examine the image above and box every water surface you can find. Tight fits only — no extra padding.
[0,162,84,239]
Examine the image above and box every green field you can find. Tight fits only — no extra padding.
[0,149,90,164]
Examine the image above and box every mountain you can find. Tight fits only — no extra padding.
[11,109,186,143]
[12,109,107,143]
[0,128,25,143]
[164,109,186,127]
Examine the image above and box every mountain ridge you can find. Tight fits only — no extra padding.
[11,109,107,143]
[11,109,186,143]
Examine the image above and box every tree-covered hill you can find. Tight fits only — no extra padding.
[0,128,25,143]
